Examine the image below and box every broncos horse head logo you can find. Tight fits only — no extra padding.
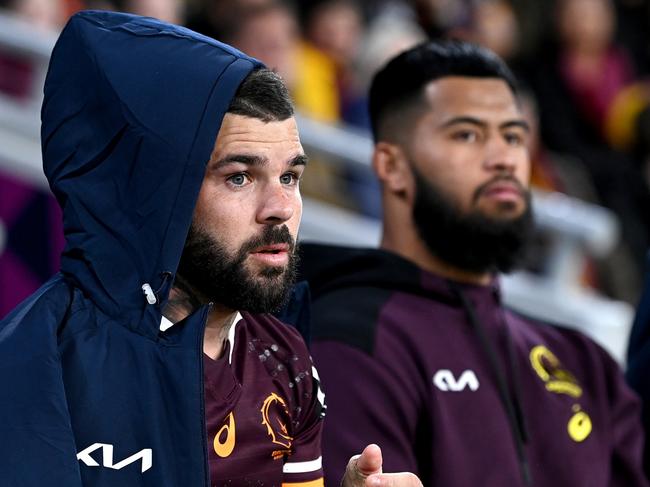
[260,392,293,450]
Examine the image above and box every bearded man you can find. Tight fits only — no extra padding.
[296,40,649,486]
[0,10,422,487]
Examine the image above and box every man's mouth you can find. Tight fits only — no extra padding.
[249,244,291,266]
[252,243,290,253]
[479,181,524,203]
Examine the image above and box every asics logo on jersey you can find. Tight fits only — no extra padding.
[433,369,480,392]
[76,443,152,473]
[214,411,236,458]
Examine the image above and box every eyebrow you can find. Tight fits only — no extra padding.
[440,116,530,132]
[213,153,308,169]
[290,154,309,167]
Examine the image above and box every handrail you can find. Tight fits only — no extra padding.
[295,114,620,259]
[0,11,57,55]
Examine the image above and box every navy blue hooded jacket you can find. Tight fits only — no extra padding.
[0,11,263,486]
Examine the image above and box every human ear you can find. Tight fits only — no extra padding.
[372,142,413,197]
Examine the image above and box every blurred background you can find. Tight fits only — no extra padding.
[1,0,649,363]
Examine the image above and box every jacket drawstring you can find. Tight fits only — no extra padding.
[141,271,174,306]
[449,281,532,486]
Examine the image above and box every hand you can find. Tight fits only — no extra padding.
[341,444,423,487]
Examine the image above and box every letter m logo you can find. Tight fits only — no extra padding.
[433,369,480,392]
[77,443,153,473]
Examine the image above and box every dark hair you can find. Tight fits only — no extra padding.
[227,68,294,122]
[369,40,518,142]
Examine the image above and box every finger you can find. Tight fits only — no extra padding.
[341,444,383,487]
[366,473,424,487]
[355,443,383,476]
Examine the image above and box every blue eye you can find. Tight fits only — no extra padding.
[280,173,297,185]
[228,174,247,186]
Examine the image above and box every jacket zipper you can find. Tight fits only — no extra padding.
[449,282,532,486]
[199,303,213,487]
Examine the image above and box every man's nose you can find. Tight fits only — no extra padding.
[483,137,518,173]
[256,184,294,224]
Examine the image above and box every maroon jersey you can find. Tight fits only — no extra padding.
[204,311,325,486]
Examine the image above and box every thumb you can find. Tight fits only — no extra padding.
[341,444,383,487]
[355,444,383,476]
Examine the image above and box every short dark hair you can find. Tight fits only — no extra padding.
[369,40,518,142]
[227,68,294,122]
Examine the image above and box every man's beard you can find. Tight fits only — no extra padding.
[176,223,298,313]
[412,167,534,274]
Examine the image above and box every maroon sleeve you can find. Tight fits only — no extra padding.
[311,340,423,486]
[282,332,326,486]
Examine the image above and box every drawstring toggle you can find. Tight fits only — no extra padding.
[141,283,157,305]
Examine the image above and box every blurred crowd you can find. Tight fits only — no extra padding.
[1,0,650,303]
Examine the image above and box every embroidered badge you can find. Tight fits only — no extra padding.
[529,345,592,443]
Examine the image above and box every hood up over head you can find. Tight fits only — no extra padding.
[41,11,262,333]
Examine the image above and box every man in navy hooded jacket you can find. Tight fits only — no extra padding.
[0,10,422,487]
